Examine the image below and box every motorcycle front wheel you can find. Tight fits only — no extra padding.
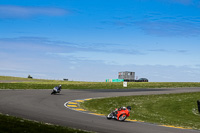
[51,91,56,95]
[107,113,113,119]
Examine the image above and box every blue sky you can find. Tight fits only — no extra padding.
[0,0,200,82]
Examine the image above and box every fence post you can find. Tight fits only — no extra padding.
[197,100,200,113]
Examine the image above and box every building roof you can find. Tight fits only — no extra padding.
[118,71,135,73]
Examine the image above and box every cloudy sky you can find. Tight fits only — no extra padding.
[0,0,200,82]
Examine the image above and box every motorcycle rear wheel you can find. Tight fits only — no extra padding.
[118,114,127,121]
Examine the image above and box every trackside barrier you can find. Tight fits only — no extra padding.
[197,100,200,113]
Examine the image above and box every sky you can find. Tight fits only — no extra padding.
[0,0,200,82]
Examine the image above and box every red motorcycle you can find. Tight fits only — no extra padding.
[107,106,131,121]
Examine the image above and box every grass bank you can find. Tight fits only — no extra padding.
[0,76,200,89]
[0,76,49,81]
[1,82,200,89]
[81,92,200,130]
[0,113,91,133]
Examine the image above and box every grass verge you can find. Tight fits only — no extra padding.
[0,113,91,133]
[1,82,200,89]
[1,76,200,89]
[80,92,200,130]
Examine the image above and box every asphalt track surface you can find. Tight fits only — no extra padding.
[0,88,200,133]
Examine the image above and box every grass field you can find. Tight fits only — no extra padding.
[0,113,91,133]
[0,76,49,81]
[0,76,200,89]
[81,92,200,130]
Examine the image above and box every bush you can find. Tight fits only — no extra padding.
[28,75,33,79]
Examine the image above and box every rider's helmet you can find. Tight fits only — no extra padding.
[122,107,126,110]
[127,106,131,111]
[59,84,62,87]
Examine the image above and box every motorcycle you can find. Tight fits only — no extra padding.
[51,85,61,95]
[107,106,131,121]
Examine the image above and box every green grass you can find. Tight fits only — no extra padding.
[0,113,91,133]
[0,76,49,81]
[81,92,200,129]
[1,81,200,89]
[1,76,200,89]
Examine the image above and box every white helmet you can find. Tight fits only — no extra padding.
[122,107,126,110]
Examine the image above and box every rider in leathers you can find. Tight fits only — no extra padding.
[112,106,131,119]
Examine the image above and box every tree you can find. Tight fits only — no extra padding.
[28,75,33,79]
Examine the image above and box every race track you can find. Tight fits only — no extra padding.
[0,88,200,133]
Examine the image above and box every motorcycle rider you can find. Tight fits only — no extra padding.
[57,84,62,92]
[54,85,61,93]
[116,106,131,111]
[51,84,62,95]
[112,106,131,119]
